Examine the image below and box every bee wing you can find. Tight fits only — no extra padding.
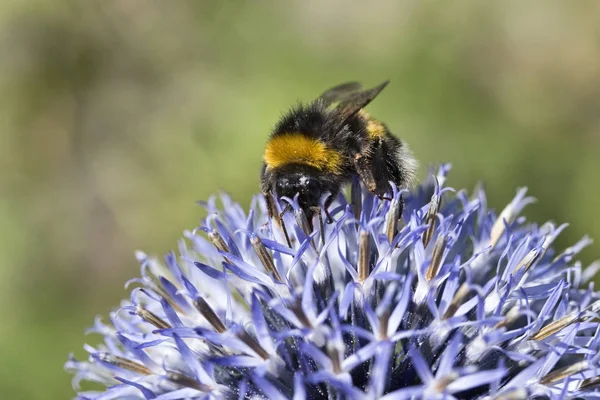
[319,82,363,106]
[335,80,389,123]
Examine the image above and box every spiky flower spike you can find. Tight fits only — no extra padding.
[66,165,600,400]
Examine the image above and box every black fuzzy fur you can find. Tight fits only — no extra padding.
[261,82,417,219]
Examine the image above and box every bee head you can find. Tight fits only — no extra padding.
[274,170,323,211]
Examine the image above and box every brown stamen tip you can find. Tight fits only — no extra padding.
[193,297,227,333]
[327,343,343,374]
[97,352,152,375]
[235,329,270,360]
[135,305,171,330]
[309,206,326,246]
[144,271,185,315]
[378,309,390,340]
[251,235,282,281]
[426,235,447,281]
[531,314,579,341]
[289,299,313,328]
[385,198,401,244]
[434,374,458,392]
[489,194,530,249]
[358,230,370,283]
[579,375,600,390]
[423,194,441,248]
[512,248,541,276]
[494,306,519,330]
[532,300,600,340]
[166,371,213,392]
[540,361,588,385]
[443,283,470,320]
[208,229,229,253]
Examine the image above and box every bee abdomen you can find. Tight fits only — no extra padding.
[358,110,387,140]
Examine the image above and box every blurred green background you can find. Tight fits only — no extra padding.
[1,1,599,398]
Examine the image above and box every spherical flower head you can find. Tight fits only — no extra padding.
[66,165,600,400]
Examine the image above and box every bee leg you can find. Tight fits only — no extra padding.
[263,193,293,247]
[309,206,326,246]
[264,193,276,220]
[262,192,279,229]
[354,152,398,203]
[278,203,293,248]
[323,192,338,224]
[353,153,378,194]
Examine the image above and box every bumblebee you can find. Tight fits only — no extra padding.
[260,81,417,236]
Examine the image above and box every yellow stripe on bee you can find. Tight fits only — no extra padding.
[359,110,386,139]
[264,134,344,174]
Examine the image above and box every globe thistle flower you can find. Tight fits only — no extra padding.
[66,165,600,399]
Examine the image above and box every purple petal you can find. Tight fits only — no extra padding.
[447,368,507,393]
[407,345,433,384]
[114,377,156,399]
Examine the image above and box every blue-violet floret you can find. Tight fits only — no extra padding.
[66,165,600,399]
